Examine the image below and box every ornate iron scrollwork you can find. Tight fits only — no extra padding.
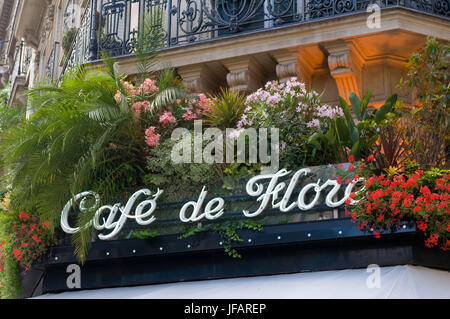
[58,0,450,80]
[433,0,450,16]
[178,0,205,42]
[99,0,127,54]
[267,0,297,25]
[202,0,265,33]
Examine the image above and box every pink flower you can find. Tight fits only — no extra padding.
[141,101,151,112]
[121,81,136,98]
[132,101,152,118]
[196,94,212,114]
[132,102,142,118]
[159,111,176,125]
[182,109,198,121]
[139,78,158,95]
[145,126,161,147]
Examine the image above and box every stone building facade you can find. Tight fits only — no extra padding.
[0,0,449,106]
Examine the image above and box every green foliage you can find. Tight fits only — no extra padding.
[399,37,449,168]
[204,89,247,129]
[178,224,206,239]
[134,5,165,81]
[0,55,180,265]
[309,91,398,161]
[0,87,24,134]
[241,79,342,168]
[0,256,21,299]
[130,230,159,240]
[62,28,78,56]
[421,167,450,188]
[0,201,22,299]
[145,137,220,201]
[179,220,263,258]
[150,68,184,113]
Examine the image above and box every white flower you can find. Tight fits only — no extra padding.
[307,119,321,129]
[228,128,245,140]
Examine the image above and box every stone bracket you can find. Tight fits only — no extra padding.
[322,40,364,102]
[222,56,264,93]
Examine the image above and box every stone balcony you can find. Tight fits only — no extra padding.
[62,0,450,105]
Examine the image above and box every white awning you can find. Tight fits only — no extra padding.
[35,265,450,299]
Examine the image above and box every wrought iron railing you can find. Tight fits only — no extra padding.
[9,40,33,97]
[60,0,449,79]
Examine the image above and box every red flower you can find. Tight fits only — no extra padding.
[373,231,380,239]
[13,248,21,258]
[348,155,355,163]
[43,221,50,229]
[19,211,30,220]
[417,221,427,232]
[348,164,354,172]
[367,155,376,162]
[32,235,41,243]
[337,176,342,185]
[413,206,422,215]
[338,164,344,169]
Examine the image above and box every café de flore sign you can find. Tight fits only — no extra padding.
[60,168,361,240]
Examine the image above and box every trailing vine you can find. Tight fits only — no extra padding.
[179,220,263,258]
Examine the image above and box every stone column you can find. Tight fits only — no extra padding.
[322,40,364,102]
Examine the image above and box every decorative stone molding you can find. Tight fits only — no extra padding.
[272,50,298,83]
[39,3,55,49]
[177,64,223,95]
[322,40,364,102]
[223,57,263,93]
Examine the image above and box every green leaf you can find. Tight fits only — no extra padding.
[360,90,372,120]
[335,116,350,144]
[339,96,352,124]
[374,94,397,123]
[349,92,361,120]
[351,140,360,158]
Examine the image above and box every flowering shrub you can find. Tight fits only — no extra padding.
[9,213,52,271]
[0,196,53,278]
[116,79,212,148]
[346,156,450,250]
[0,198,53,274]
[237,77,343,167]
